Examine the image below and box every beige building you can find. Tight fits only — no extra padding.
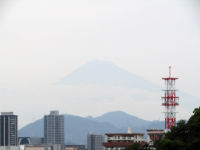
[24,144,61,150]
[0,146,21,150]
[25,145,51,150]
[65,145,86,150]
[65,148,76,150]
[103,133,146,150]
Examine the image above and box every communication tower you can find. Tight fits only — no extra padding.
[162,66,179,131]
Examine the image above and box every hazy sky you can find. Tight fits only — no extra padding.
[0,0,200,128]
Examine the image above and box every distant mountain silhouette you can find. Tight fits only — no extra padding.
[19,118,43,137]
[19,114,120,145]
[90,111,164,133]
[94,111,150,128]
[19,112,164,145]
[56,60,200,115]
[57,60,159,92]
[19,60,199,145]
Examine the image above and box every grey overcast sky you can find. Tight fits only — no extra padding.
[0,0,200,127]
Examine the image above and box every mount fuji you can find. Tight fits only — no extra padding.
[57,60,159,92]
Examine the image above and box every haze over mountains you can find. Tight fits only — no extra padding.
[56,60,199,118]
[2,60,199,128]
[15,60,200,145]
[19,111,164,145]
[57,60,159,92]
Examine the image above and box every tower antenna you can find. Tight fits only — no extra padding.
[162,66,179,132]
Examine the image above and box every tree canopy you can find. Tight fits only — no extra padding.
[155,106,200,150]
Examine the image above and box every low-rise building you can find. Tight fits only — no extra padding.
[103,133,145,150]
[146,129,164,145]
[65,145,86,150]
[24,145,51,150]
[24,144,61,150]
[0,146,22,150]
[18,137,44,145]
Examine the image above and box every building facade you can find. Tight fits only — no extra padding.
[87,134,104,150]
[103,133,145,150]
[65,145,86,150]
[25,145,52,150]
[0,112,18,146]
[0,146,21,150]
[146,129,164,146]
[44,111,64,150]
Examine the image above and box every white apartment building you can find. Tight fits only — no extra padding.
[103,133,145,150]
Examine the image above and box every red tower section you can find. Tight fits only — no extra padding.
[162,66,179,131]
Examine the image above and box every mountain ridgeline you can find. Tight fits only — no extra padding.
[19,111,164,145]
[57,60,200,115]
[57,60,159,92]
[18,60,199,145]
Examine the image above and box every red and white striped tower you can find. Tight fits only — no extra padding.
[162,66,179,132]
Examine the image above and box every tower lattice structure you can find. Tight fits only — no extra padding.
[162,66,179,131]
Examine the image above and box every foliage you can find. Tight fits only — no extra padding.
[155,106,200,150]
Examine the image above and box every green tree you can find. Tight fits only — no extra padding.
[155,138,185,150]
[165,120,188,142]
[155,106,200,150]
[186,107,200,149]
